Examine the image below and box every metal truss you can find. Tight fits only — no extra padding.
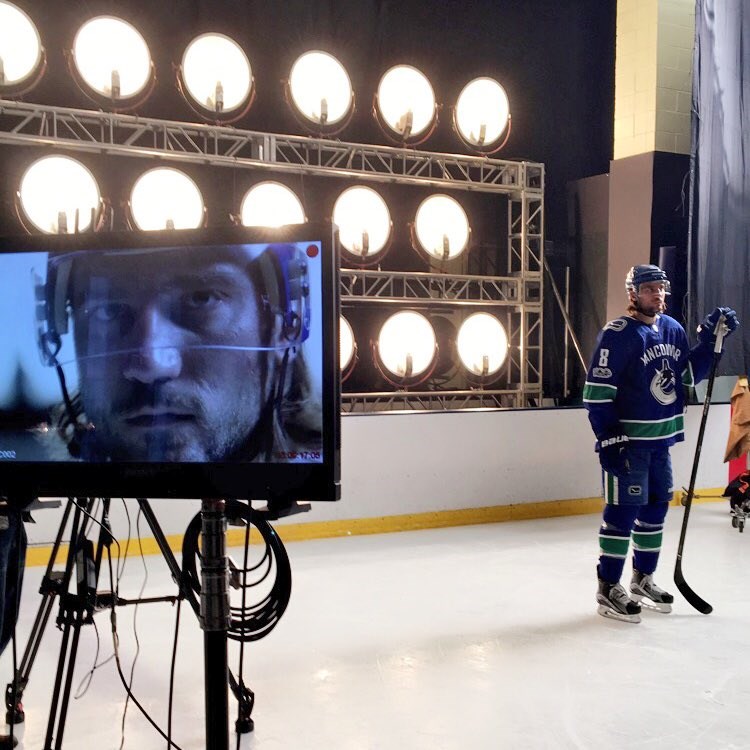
[340,269,521,306]
[341,389,540,412]
[0,99,544,196]
[508,195,544,275]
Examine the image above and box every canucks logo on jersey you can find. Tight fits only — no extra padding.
[583,314,715,449]
[649,358,677,405]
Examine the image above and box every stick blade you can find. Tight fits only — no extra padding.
[674,563,713,614]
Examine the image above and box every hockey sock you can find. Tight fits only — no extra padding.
[632,501,669,575]
[598,504,639,583]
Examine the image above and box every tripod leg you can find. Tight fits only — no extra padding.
[43,613,74,750]
[5,580,59,724]
[6,500,75,724]
[138,499,200,615]
[42,499,94,749]
[52,609,86,750]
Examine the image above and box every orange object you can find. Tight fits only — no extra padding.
[726,377,750,478]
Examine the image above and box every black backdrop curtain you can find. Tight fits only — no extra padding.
[691,0,750,375]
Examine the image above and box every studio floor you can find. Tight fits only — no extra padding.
[1,501,749,750]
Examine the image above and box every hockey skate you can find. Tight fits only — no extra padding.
[596,578,641,623]
[629,570,673,613]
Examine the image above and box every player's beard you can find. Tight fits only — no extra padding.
[634,297,666,317]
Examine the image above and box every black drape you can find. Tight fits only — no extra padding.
[691,0,750,375]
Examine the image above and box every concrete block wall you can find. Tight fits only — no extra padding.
[614,0,658,159]
[614,0,695,159]
[655,0,695,153]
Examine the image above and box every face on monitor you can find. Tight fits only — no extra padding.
[0,225,339,501]
[66,244,309,462]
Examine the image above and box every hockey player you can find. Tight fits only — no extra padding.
[583,264,738,622]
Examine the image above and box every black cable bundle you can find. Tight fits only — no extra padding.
[181,499,292,642]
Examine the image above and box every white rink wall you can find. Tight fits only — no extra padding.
[26,404,734,545]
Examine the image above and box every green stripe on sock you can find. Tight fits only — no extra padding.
[599,535,629,557]
[605,472,617,504]
[632,531,662,550]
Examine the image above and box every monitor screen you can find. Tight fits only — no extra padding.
[0,223,340,502]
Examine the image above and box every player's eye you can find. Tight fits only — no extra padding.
[86,302,129,322]
[182,289,226,309]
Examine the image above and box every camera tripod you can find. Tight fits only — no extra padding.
[5,495,300,749]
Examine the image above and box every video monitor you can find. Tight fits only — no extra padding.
[0,223,340,502]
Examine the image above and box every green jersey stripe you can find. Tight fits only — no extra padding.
[582,382,617,402]
[621,415,684,438]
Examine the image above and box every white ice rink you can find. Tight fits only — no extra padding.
[1,501,749,749]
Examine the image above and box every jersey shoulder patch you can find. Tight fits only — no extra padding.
[603,318,628,332]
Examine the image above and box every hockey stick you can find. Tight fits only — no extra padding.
[673,317,726,614]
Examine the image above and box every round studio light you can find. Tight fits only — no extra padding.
[413,194,470,261]
[71,16,153,105]
[376,310,437,383]
[333,186,392,264]
[287,50,354,131]
[375,64,437,144]
[18,155,101,234]
[240,182,305,228]
[454,77,511,152]
[129,167,205,230]
[0,1,45,94]
[180,33,254,120]
[340,315,356,379]
[456,312,508,378]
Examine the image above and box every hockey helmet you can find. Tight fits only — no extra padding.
[625,264,671,295]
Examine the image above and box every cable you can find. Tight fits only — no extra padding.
[181,501,292,642]
[167,599,182,750]
[117,499,133,586]
[235,519,252,750]
[118,508,149,750]
[70,498,182,749]
[105,545,184,750]
[67,499,122,699]
[72,498,120,557]
[73,618,116,700]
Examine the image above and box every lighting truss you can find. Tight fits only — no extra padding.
[340,269,520,306]
[340,269,542,411]
[0,99,543,195]
[341,389,528,412]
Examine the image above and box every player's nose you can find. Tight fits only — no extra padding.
[122,305,183,383]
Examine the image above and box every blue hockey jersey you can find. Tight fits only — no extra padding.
[583,314,715,450]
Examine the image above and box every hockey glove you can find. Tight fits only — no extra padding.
[697,307,739,345]
[598,434,631,476]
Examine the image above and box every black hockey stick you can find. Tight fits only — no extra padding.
[673,318,726,614]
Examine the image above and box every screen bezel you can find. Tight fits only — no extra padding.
[0,223,340,502]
